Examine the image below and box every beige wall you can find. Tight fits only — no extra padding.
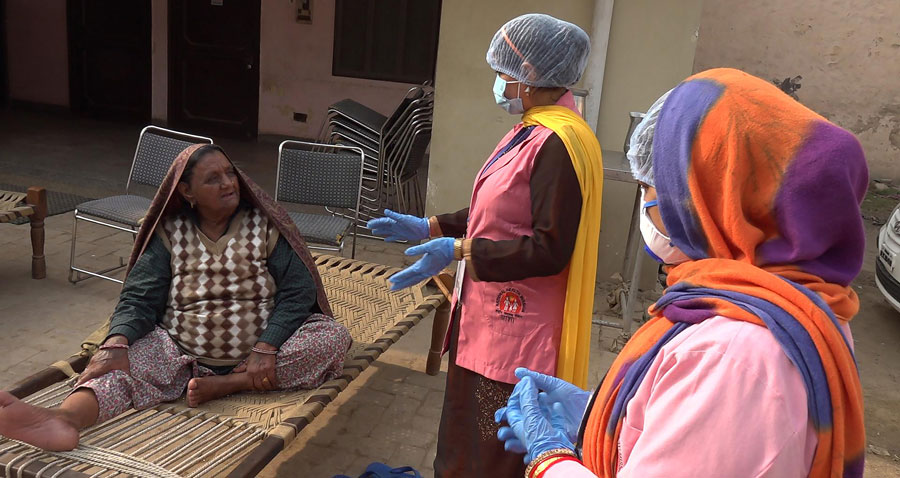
[694,0,900,180]
[5,0,69,106]
[595,0,704,150]
[258,1,418,137]
[593,0,704,280]
[425,1,596,215]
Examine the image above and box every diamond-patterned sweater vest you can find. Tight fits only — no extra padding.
[161,208,276,366]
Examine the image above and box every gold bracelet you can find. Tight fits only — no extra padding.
[453,238,463,260]
[524,448,576,478]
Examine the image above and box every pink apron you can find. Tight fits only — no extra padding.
[448,93,580,384]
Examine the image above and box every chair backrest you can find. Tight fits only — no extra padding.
[380,86,426,137]
[384,106,433,169]
[380,96,433,171]
[126,126,214,192]
[399,125,433,181]
[276,140,364,209]
[381,91,433,146]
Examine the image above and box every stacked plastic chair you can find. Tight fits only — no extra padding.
[316,84,434,232]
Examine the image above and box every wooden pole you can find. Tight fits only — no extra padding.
[426,272,454,375]
[26,187,47,279]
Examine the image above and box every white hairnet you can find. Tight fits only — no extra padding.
[486,14,591,88]
[626,89,673,186]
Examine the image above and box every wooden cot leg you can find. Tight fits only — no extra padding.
[426,299,451,376]
[27,187,47,280]
[426,272,454,376]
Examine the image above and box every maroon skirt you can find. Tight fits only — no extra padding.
[433,313,527,477]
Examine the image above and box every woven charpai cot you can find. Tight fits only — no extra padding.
[0,254,446,477]
[0,190,33,223]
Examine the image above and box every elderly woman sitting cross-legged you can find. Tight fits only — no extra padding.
[0,144,352,451]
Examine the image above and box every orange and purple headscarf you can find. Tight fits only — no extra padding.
[582,68,867,477]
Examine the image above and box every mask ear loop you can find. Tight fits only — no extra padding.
[640,186,658,209]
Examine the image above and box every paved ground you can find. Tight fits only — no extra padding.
[1,108,898,476]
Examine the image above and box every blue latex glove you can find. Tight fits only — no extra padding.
[388,238,455,290]
[516,367,590,443]
[495,376,574,464]
[496,399,570,462]
[366,209,430,242]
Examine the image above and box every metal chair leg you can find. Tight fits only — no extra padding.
[68,212,80,283]
[68,212,134,285]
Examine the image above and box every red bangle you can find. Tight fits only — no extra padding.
[525,449,578,478]
[534,456,579,478]
[99,343,129,351]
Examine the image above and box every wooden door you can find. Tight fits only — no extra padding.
[168,0,260,138]
[67,0,152,121]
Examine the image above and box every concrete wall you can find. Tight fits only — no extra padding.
[595,0,704,150]
[258,1,418,137]
[425,0,596,215]
[593,0,704,281]
[5,0,69,106]
[694,0,900,180]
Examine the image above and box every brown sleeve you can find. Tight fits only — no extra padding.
[468,133,583,282]
[434,207,470,238]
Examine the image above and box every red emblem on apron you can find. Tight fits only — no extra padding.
[495,288,526,321]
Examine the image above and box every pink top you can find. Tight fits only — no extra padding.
[545,316,855,478]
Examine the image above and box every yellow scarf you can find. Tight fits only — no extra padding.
[523,105,603,388]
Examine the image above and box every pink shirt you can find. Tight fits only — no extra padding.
[546,316,854,477]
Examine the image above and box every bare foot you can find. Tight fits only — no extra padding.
[187,374,251,407]
[0,391,79,451]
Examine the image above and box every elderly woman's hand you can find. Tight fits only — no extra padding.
[234,342,278,391]
[76,335,131,386]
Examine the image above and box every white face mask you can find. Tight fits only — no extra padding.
[493,74,525,115]
[639,187,691,265]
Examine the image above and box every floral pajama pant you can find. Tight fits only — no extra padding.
[77,314,351,423]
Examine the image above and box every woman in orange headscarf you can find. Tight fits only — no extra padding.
[497,68,867,478]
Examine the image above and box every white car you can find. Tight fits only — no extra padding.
[876,203,900,313]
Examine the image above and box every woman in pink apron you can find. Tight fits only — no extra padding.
[368,13,603,477]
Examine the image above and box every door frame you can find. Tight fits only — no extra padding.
[66,0,152,121]
[166,0,260,138]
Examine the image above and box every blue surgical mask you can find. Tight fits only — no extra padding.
[493,74,524,115]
